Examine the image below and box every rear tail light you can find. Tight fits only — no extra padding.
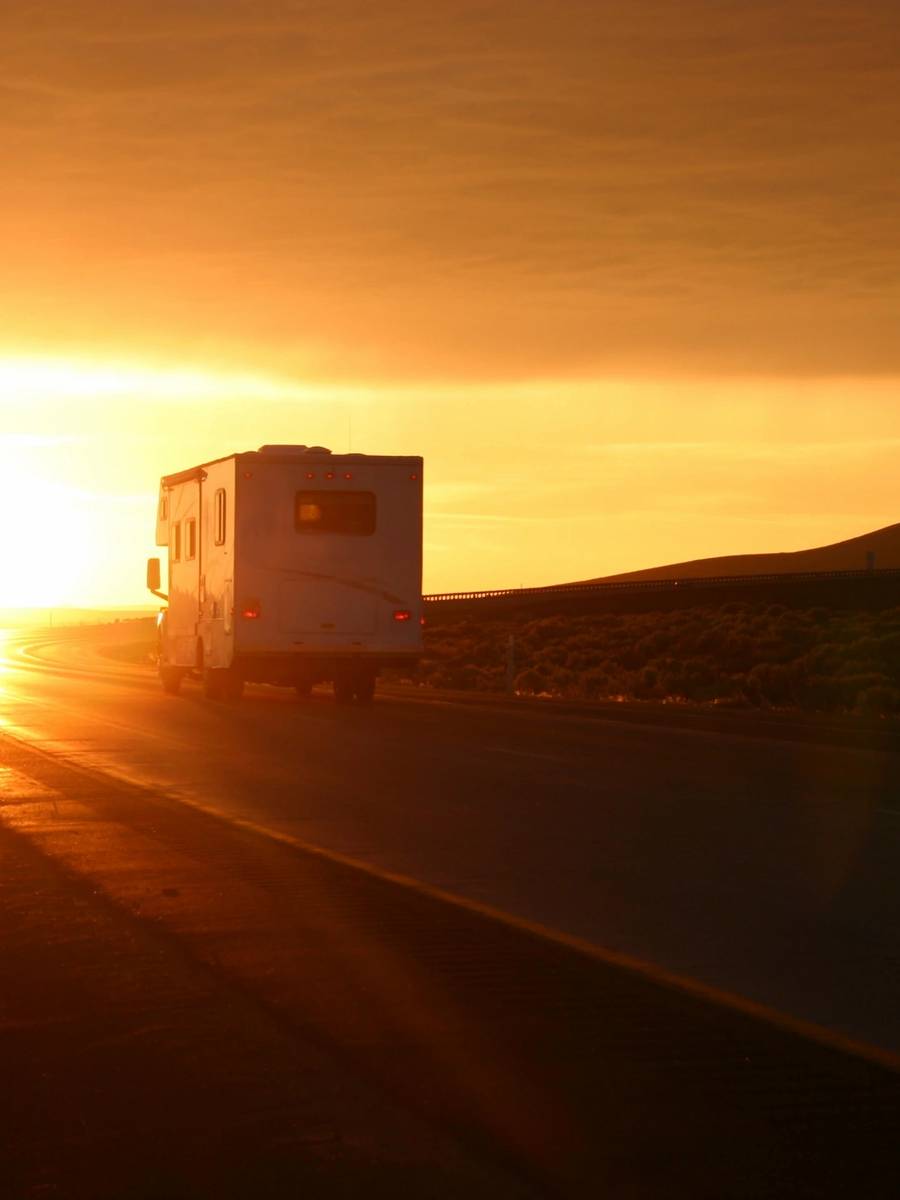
[241,599,262,619]
[393,610,412,622]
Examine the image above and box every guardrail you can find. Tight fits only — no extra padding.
[423,567,900,604]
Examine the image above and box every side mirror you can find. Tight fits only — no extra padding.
[146,557,161,592]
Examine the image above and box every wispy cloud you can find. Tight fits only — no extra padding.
[589,439,900,461]
[0,432,84,446]
[3,1,898,379]
[0,356,373,406]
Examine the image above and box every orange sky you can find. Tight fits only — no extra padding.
[1,2,898,606]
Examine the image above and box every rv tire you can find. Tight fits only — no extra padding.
[159,665,184,696]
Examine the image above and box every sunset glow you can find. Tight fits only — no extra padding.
[1,2,898,608]
[0,357,343,405]
[0,456,87,608]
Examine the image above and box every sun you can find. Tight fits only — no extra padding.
[0,457,88,609]
[0,352,347,611]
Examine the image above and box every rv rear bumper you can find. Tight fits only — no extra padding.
[234,650,420,685]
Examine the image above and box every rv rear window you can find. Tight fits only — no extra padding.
[294,491,375,536]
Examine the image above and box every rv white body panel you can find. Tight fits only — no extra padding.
[155,448,422,689]
[233,454,422,666]
[199,457,238,669]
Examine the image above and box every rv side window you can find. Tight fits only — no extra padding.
[214,490,227,545]
[172,522,182,562]
[159,494,168,521]
[295,491,376,536]
[186,518,197,560]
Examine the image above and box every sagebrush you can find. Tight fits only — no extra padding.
[410,603,900,714]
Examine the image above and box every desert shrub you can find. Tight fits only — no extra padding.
[418,600,900,714]
[429,662,486,690]
[515,667,549,695]
[856,685,900,716]
[743,662,796,706]
[654,656,720,702]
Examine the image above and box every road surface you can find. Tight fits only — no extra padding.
[1,624,899,1196]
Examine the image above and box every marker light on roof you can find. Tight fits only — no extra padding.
[393,610,412,622]
[343,472,353,479]
[325,471,335,480]
[410,473,419,481]
[305,471,315,480]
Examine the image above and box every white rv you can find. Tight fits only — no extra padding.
[147,445,423,703]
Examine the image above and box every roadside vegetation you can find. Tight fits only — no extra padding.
[94,604,900,716]
[414,602,900,716]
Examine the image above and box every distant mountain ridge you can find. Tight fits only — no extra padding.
[581,522,900,585]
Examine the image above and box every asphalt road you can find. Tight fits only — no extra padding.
[4,626,900,1054]
[2,625,899,1196]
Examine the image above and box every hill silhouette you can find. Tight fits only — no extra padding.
[410,522,900,717]
[581,522,900,585]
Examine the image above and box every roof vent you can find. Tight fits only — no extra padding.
[257,444,307,454]
[303,446,332,456]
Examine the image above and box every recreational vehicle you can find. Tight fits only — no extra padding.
[147,445,423,703]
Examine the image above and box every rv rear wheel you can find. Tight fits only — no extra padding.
[159,665,184,696]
